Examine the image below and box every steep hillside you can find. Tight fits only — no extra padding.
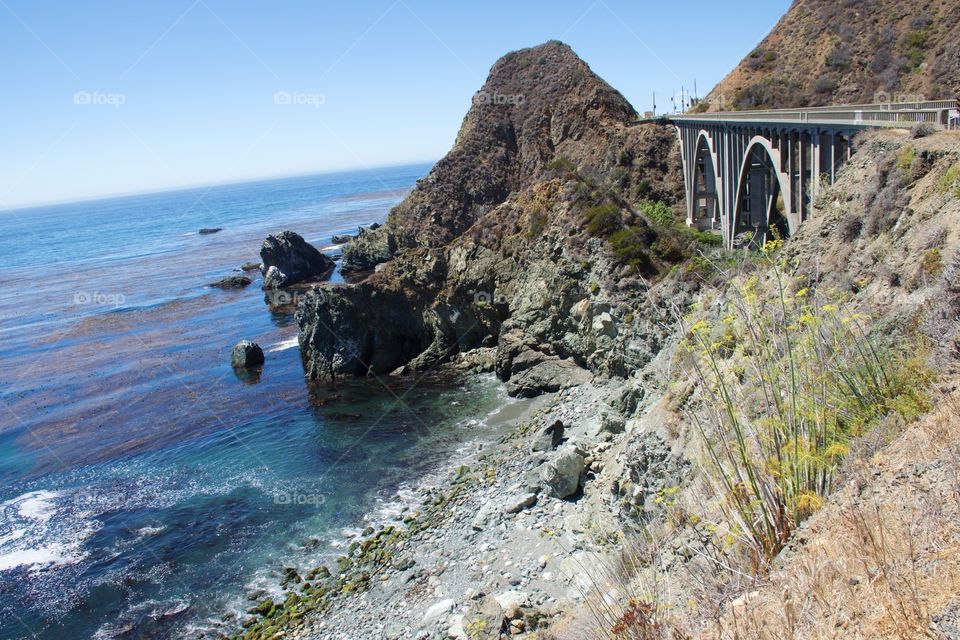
[704,0,960,110]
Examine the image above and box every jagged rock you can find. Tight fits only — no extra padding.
[340,226,397,273]
[231,341,264,369]
[260,231,334,288]
[209,274,252,289]
[538,445,585,498]
[530,420,565,452]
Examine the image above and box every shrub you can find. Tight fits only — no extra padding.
[683,250,931,563]
[638,200,675,227]
[585,203,623,236]
[609,227,655,273]
[895,146,916,173]
[937,162,960,198]
[910,123,937,139]
[921,248,943,276]
[526,210,548,238]
[547,156,576,173]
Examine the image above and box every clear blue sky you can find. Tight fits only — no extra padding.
[0,0,791,209]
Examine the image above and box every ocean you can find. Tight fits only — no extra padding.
[0,165,509,639]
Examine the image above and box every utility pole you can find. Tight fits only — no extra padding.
[652,91,656,116]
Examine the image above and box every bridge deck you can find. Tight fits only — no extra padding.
[645,100,956,129]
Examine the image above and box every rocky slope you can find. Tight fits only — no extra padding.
[703,0,960,111]
[299,41,693,395]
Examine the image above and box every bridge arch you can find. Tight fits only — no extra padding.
[691,130,721,230]
[732,136,792,246]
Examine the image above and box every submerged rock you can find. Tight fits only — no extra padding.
[240,262,261,272]
[231,341,265,369]
[260,231,335,288]
[199,227,222,235]
[210,274,252,289]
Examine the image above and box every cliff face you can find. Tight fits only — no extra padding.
[704,0,960,111]
[299,42,692,394]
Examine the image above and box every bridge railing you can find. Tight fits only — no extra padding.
[666,100,957,128]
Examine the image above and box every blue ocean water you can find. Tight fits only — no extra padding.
[0,166,508,639]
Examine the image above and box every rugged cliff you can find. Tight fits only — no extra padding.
[298,41,697,396]
[704,0,960,111]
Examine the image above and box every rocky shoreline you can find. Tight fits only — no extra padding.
[225,369,663,640]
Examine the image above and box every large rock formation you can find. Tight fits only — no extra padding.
[260,231,335,288]
[703,0,960,111]
[297,42,695,395]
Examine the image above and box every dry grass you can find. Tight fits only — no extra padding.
[699,392,960,640]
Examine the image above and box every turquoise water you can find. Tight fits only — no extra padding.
[0,166,507,639]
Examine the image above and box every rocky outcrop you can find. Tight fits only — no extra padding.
[210,274,252,289]
[231,341,264,368]
[340,226,397,273]
[297,41,693,396]
[260,231,334,288]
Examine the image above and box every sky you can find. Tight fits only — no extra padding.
[0,0,792,209]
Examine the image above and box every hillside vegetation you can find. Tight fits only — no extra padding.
[704,0,960,110]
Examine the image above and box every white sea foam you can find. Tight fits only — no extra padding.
[268,336,300,352]
[0,490,93,572]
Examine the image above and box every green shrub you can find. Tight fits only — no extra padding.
[684,249,931,563]
[609,227,655,273]
[546,156,576,173]
[639,200,676,227]
[895,146,916,173]
[938,162,960,198]
[585,203,623,236]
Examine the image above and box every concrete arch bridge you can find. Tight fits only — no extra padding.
[664,100,957,248]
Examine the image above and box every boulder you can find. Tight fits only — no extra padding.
[231,341,265,369]
[240,262,261,272]
[503,492,537,514]
[538,446,585,498]
[331,233,355,244]
[506,359,591,398]
[423,598,455,624]
[210,274,252,289]
[260,231,335,288]
[530,420,565,452]
[462,597,503,640]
